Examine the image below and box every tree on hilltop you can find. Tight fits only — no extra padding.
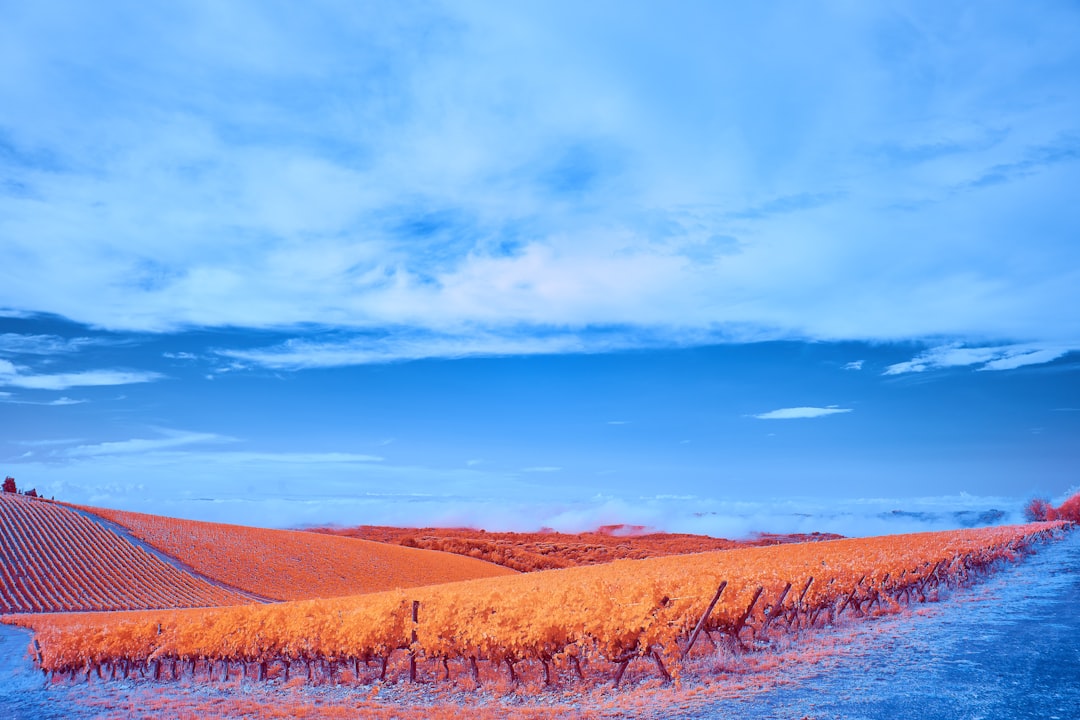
[1023,497,1054,522]
[1024,492,1080,523]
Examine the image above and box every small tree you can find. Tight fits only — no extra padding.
[2,477,15,494]
[1023,497,1053,522]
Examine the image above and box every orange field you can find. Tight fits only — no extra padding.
[0,493,250,612]
[309,524,844,572]
[8,521,1062,687]
[76,505,517,601]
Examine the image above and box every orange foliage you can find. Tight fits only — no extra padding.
[308,525,843,573]
[1025,492,1080,523]
[75,505,516,602]
[8,522,1062,686]
[1054,492,1080,522]
[0,492,249,613]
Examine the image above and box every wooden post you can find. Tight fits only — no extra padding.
[916,561,941,599]
[651,651,671,683]
[682,581,727,659]
[730,586,764,647]
[409,600,419,683]
[836,575,865,617]
[470,656,481,685]
[787,576,814,629]
[761,583,792,633]
[612,659,631,688]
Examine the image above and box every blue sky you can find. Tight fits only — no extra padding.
[2,1,1079,535]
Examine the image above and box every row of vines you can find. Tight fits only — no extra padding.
[0,493,251,613]
[6,522,1065,688]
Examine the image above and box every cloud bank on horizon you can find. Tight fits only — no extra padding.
[0,1,1078,369]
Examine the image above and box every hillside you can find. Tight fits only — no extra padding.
[9,522,1061,688]
[307,524,844,572]
[77,505,517,602]
[0,493,251,613]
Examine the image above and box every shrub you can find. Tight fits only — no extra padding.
[1055,492,1080,523]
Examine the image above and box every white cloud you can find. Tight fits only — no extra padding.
[163,352,198,360]
[0,357,162,390]
[0,364,164,390]
[218,327,724,369]
[197,452,384,464]
[606,420,630,425]
[884,343,1076,375]
[980,348,1072,371]
[0,395,86,406]
[0,334,100,355]
[753,406,853,420]
[65,430,235,457]
[843,360,864,371]
[521,466,562,473]
[14,438,84,447]
[0,4,1077,354]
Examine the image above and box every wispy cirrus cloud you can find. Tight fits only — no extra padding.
[217,327,734,369]
[753,406,852,420]
[0,333,100,355]
[0,394,86,406]
[64,429,236,457]
[0,359,163,390]
[13,438,85,447]
[884,343,1077,375]
[192,451,384,465]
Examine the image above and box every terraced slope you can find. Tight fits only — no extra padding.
[78,506,517,602]
[0,493,251,613]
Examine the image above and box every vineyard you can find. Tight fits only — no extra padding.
[76,505,517,601]
[6,522,1063,689]
[310,524,844,572]
[0,493,251,613]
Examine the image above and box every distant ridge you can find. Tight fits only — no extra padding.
[79,505,517,602]
[310,524,844,573]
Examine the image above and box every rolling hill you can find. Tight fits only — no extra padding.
[0,493,251,612]
[75,505,517,602]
